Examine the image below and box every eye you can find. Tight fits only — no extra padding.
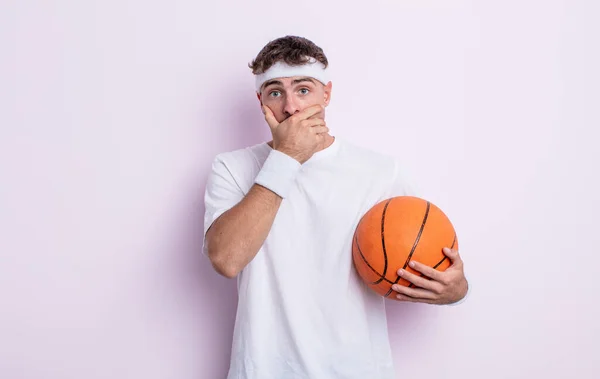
[269,91,281,97]
[299,88,310,95]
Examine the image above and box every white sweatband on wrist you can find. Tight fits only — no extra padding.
[254,149,302,198]
[255,57,329,93]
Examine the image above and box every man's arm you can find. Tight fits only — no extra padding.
[204,104,328,278]
[205,183,282,278]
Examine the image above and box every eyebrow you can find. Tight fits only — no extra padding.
[262,77,316,91]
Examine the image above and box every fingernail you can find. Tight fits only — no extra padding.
[409,261,416,268]
[443,247,450,253]
[392,284,400,291]
[397,269,403,276]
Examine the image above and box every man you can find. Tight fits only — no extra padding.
[203,35,469,379]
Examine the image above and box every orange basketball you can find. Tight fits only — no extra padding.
[352,196,458,300]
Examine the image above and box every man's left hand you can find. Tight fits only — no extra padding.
[391,247,468,305]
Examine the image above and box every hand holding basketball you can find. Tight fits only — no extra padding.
[392,247,468,304]
[352,196,469,305]
[262,104,328,164]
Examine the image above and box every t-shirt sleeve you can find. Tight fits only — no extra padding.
[202,155,245,256]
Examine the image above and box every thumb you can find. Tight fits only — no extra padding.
[262,106,278,132]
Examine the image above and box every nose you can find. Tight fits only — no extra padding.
[283,96,300,117]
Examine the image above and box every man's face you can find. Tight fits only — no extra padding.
[257,76,332,124]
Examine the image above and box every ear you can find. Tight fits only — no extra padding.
[323,81,332,106]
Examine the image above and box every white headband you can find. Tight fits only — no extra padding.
[255,57,329,93]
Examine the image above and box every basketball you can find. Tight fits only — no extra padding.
[352,196,458,300]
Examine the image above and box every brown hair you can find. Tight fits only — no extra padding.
[248,35,329,75]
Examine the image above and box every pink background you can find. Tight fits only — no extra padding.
[1,1,598,378]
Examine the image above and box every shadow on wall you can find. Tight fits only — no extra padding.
[213,74,272,153]
[384,296,446,364]
[168,82,270,377]
[162,181,237,378]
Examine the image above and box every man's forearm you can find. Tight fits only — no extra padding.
[205,184,282,278]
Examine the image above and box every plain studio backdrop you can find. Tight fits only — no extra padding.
[1,0,598,378]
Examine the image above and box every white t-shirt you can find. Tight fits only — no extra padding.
[202,136,420,379]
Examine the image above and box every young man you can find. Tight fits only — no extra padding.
[203,35,469,379]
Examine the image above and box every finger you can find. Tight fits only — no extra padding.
[295,104,324,121]
[396,268,440,292]
[391,283,437,300]
[443,247,463,265]
[302,118,326,128]
[306,108,323,120]
[395,294,436,304]
[408,260,445,283]
[312,126,329,134]
[262,106,279,131]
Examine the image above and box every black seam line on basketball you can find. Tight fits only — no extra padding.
[385,201,431,297]
[373,199,392,285]
[384,286,394,297]
[407,233,456,288]
[354,232,394,285]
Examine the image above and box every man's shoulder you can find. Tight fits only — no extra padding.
[211,142,270,169]
[208,142,271,194]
